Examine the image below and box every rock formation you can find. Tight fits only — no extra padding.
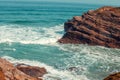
[58,6,120,48]
[104,72,120,80]
[0,58,47,80]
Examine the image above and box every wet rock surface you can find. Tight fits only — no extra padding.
[16,64,47,78]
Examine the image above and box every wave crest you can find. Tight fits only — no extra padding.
[0,24,63,45]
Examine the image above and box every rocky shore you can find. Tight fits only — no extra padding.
[58,6,120,48]
[0,6,120,80]
[0,58,47,80]
[0,58,120,80]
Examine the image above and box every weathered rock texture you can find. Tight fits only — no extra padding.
[0,67,5,80]
[0,58,47,80]
[58,6,120,48]
[104,72,120,80]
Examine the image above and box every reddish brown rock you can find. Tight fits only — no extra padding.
[0,58,44,80]
[16,64,47,78]
[0,67,5,80]
[104,72,120,80]
[58,6,120,48]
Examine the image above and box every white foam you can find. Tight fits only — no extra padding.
[0,24,63,45]
[2,56,89,80]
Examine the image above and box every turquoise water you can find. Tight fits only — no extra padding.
[0,1,120,80]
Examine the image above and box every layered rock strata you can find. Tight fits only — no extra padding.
[58,6,120,48]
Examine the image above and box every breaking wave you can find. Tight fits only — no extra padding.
[0,24,63,45]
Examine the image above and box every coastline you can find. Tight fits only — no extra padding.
[0,1,119,80]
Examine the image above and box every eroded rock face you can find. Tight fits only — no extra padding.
[104,72,120,80]
[0,58,46,80]
[58,6,120,48]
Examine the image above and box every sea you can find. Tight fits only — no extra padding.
[0,1,120,80]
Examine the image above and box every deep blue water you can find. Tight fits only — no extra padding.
[0,1,120,80]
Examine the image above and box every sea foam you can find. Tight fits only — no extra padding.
[0,24,63,45]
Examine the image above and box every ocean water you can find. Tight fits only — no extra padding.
[0,1,120,80]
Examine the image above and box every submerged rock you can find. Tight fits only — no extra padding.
[104,72,120,80]
[58,6,120,48]
[0,58,47,80]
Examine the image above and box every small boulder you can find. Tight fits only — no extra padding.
[16,64,47,78]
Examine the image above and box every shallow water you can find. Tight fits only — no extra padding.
[0,1,120,80]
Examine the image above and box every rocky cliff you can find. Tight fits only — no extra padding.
[58,6,120,48]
